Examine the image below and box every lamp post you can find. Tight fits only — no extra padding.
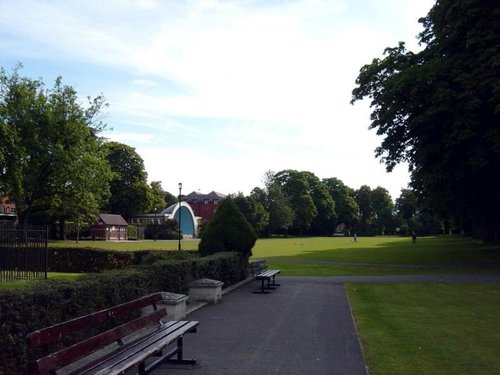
[178,182,182,251]
[154,208,157,242]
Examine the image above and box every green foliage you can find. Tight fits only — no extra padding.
[104,141,153,220]
[351,0,500,242]
[127,225,138,240]
[48,247,136,273]
[0,65,111,228]
[0,251,247,372]
[323,177,359,228]
[232,193,269,236]
[143,219,179,240]
[198,198,257,257]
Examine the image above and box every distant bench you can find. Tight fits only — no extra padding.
[26,293,198,375]
[250,260,281,294]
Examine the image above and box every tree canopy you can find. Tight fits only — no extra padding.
[0,66,111,228]
[198,197,257,257]
[351,0,500,242]
[104,141,153,220]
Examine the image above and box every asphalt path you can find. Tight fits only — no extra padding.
[156,273,500,374]
[161,277,367,375]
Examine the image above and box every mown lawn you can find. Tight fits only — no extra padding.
[254,236,500,276]
[48,235,500,276]
[347,283,500,375]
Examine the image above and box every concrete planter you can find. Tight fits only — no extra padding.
[161,292,188,321]
[189,278,224,304]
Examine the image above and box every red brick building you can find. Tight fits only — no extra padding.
[185,191,226,220]
[89,214,129,240]
[0,196,17,222]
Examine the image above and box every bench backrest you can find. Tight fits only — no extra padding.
[250,260,267,276]
[26,293,166,375]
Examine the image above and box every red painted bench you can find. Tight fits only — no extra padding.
[26,293,198,374]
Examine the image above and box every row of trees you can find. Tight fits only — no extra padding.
[0,66,173,238]
[231,170,442,237]
[351,0,499,242]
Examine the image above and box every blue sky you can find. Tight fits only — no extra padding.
[0,0,435,199]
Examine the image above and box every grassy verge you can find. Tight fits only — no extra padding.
[347,283,500,375]
[0,273,82,291]
[48,239,200,251]
[252,236,500,265]
[265,260,500,276]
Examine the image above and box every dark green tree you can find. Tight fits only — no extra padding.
[353,185,374,234]
[351,0,500,242]
[0,66,111,229]
[323,177,359,232]
[198,197,257,257]
[104,142,153,220]
[274,170,317,235]
[251,171,294,236]
[302,171,337,235]
[371,187,396,234]
[232,193,269,236]
[149,181,167,213]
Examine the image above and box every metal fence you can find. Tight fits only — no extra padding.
[0,224,48,282]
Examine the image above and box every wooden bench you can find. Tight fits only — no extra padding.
[26,293,198,375]
[250,260,281,294]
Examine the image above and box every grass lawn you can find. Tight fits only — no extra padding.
[0,272,82,290]
[347,283,500,375]
[49,239,200,251]
[47,235,500,276]
[254,236,500,276]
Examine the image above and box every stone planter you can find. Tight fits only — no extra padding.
[161,292,188,321]
[140,292,188,321]
[189,278,224,304]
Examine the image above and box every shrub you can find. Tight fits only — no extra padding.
[198,198,257,257]
[0,251,248,373]
[127,225,138,240]
[143,220,179,240]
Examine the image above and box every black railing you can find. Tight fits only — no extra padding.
[0,225,48,282]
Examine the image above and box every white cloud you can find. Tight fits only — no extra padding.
[0,0,436,199]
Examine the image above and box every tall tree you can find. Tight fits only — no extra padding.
[302,171,337,235]
[274,170,317,235]
[232,193,269,236]
[323,177,359,231]
[104,142,152,220]
[371,187,395,234]
[149,181,167,213]
[351,0,500,242]
[0,66,110,228]
[353,185,374,234]
[252,170,293,236]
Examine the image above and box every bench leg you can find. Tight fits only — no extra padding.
[270,275,280,287]
[143,337,196,373]
[253,278,270,294]
[165,337,197,366]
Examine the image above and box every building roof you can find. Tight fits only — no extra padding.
[98,214,128,226]
[185,191,226,202]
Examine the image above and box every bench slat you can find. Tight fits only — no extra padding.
[27,293,163,349]
[89,321,199,375]
[29,308,167,375]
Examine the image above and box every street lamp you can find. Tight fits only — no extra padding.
[178,182,182,251]
[154,208,157,242]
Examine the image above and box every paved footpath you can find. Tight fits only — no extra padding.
[157,274,500,375]
[160,277,368,375]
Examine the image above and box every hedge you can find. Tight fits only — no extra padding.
[0,251,248,374]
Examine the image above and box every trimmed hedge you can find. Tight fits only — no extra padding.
[0,251,248,374]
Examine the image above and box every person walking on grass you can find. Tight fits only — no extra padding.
[412,231,417,244]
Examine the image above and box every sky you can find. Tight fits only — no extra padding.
[0,0,435,200]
